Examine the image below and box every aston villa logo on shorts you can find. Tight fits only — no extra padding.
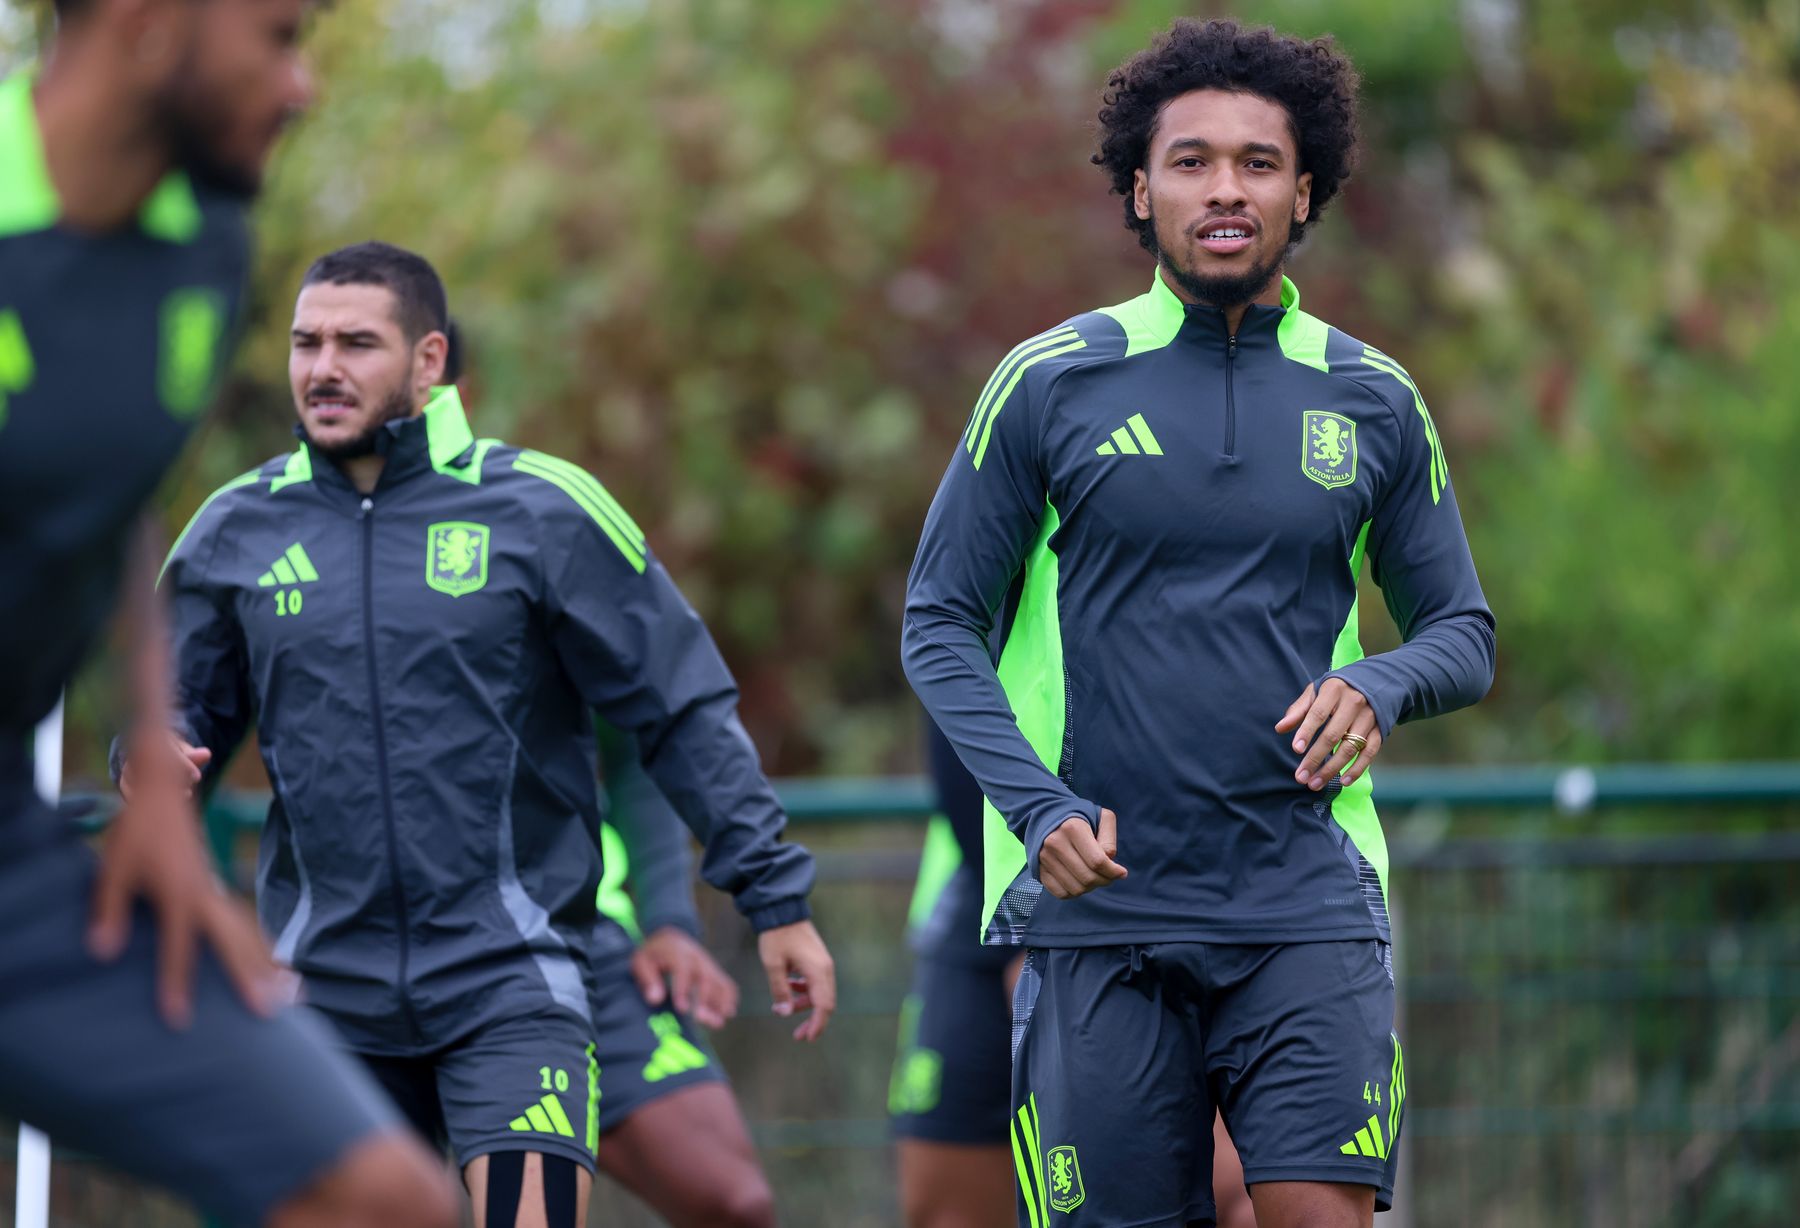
[1047,1144,1085,1214]
[1302,409,1358,490]
[426,521,489,597]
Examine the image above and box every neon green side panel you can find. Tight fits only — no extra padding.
[980,505,1065,938]
[906,815,962,933]
[595,821,641,939]
[158,469,261,587]
[1330,523,1371,672]
[1328,521,1387,901]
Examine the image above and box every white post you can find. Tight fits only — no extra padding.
[14,700,63,1228]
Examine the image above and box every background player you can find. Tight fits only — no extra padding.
[589,721,779,1227]
[0,3,457,1223]
[144,241,832,1226]
[904,19,1494,1228]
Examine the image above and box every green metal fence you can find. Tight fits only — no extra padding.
[8,765,1800,1228]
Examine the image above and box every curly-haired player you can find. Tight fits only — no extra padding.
[904,18,1494,1228]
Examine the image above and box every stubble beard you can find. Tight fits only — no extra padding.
[153,48,268,199]
[306,384,417,461]
[1147,205,1291,311]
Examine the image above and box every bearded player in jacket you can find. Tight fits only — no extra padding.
[903,20,1494,1228]
[142,241,834,1228]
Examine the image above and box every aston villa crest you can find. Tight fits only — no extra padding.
[1047,1144,1085,1214]
[426,521,490,597]
[1302,409,1358,490]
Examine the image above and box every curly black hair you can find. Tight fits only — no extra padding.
[1094,19,1360,252]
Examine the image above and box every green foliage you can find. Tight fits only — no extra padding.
[48,0,1795,780]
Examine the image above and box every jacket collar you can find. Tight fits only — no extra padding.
[1149,265,1302,345]
[296,385,477,492]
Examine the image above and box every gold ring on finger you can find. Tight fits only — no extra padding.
[1341,732,1369,753]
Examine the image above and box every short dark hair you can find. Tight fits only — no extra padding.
[300,241,448,344]
[1094,18,1360,252]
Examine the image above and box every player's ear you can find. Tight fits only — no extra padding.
[1294,171,1313,226]
[1133,167,1151,222]
[415,330,449,393]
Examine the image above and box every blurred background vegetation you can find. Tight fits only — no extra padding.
[4,1,1799,1225]
[6,0,1796,779]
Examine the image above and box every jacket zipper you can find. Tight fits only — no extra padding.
[359,495,421,1042]
[1224,331,1238,457]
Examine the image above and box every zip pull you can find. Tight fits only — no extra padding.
[359,497,373,517]
[1228,333,1237,359]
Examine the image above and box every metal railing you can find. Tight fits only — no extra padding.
[18,763,1800,1228]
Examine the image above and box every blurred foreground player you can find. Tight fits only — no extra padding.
[890,721,1254,1228]
[0,3,455,1225]
[143,241,832,1227]
[904,19,1493,1228]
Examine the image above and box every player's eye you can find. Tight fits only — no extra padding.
[1247,159,1274,170]
[1176,157,1203,169]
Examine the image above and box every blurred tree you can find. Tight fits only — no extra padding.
[18,0,1793,779]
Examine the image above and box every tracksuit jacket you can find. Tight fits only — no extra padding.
[903,272,1495,948]
[159,386,813,1052]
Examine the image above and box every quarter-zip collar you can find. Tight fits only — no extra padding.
[1159,267,1303,351]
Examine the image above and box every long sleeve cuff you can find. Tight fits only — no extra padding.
[743,896,811,933]
[1021,797,1102,879]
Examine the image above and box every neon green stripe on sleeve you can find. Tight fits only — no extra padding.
[971,338,1088,469]
[513,454,648,573]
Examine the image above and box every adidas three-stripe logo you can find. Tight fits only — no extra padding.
[256,543,320,588]
[1095,413,1163,457]
[508,1093,577,1138]
[1340,1112,1390,1159]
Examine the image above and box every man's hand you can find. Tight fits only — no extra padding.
[756,919,836,1043]
[1037,808,1126,899]
[1276,679,1384,790]
[119,734,210,802]
[89,737,275,1029]
[630,926,740,1030]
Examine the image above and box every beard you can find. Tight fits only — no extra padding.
[305,384,416,461]
[152,52,272,199]
[1147,205,1290,310]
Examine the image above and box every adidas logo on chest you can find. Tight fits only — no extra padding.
[1094,412,1164,457]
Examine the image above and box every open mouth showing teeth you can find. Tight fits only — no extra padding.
[1208,228,1250,239]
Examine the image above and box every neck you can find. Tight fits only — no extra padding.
[343,455,385,495]
[1156,264,1286,335]
[35,40,175,231]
